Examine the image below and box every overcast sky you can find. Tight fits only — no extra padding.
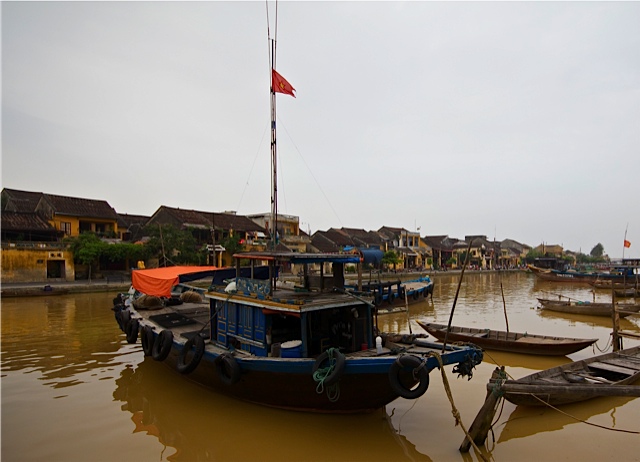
[2,1,639,258]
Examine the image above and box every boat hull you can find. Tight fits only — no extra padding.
[417,322,597,356]
[499,346,640,406]
[537,299,640,317]
[115,293,482,414]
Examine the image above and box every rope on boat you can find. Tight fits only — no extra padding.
[312,348,341,402]
[429,352,491,462]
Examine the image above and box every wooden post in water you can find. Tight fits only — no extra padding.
[460,366,505,453]
[611,284,622,351]
[404,290,412,334]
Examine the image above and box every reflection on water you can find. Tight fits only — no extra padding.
[497,395,637,444]
[2,273,639,462]
[1,294,127,388]
[113,359,428,462]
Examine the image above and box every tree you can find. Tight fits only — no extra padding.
[590,243,605,258]
[66,233,106,281]
[144,224,206,265]
[219,234,244,266]
[101,242,148,269]
[382,250,401,271]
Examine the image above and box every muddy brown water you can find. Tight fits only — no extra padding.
[2,272,639,461]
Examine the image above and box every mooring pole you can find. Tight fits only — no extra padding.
[460,366,505,453]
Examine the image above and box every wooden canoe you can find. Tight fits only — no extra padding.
[416,321,597,356]
[497,346,640,406]
[537,298,640,317]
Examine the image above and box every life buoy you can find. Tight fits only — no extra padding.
[126,318,139,344]
[176,334,205,374]
[388,354,430,399]
[215,353,241,385]
[141,325,155,356]
[152,329,173,361]
[312,349,346,386]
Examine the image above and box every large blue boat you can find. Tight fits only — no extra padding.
[113,257,482,413]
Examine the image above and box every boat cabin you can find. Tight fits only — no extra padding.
[205,252,375,358]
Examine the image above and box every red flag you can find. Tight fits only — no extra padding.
[624,240,631,248]
[272,69,296,97]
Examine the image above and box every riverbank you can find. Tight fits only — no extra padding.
[1,280,132,297]
[1,268,527,297]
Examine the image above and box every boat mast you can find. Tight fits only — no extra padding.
[268,1,279,251]
[270,37,278,251]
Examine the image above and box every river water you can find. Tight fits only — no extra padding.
[2,272,639,461]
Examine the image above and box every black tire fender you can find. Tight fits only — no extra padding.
[176,334,205,374]
[388,354,430,399]
[120,310,131,333]
[141,325,155,356]
[152,329,173,361]
[126,318,139,344]
[312,349,346,386]
[412,290,419,300]
[214,353,241,385]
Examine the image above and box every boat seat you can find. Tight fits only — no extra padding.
[587,361,637,376]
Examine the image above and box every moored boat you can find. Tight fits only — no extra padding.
[416,321,597,356]
[113,260,482,413]
[496,345,640,406]
[528,264,640,284]
[537,298,640,317]
[348,276,434,314]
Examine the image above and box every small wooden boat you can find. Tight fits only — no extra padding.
[590,280,639,290]
[416,321,597,356]
[537,298,640,317]
[529,260,639,284]
[497,346,640,406]
[614,287,640,298]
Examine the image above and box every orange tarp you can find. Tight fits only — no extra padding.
[131,266,219,297]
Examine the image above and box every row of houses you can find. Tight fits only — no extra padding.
[1,188,541,283]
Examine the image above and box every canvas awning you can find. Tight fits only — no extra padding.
[131,266,221,297]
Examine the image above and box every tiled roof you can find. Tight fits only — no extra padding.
[158,206,265,233]
[340,227,385,247]
[1,211,58,232]
[310,232,341,253]
[2,189,43,213]
[117,213,150,228]
[43,194,118,219]
[2,188,118,220]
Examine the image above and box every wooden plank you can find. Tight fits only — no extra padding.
[496,382,640,397]
[618,331,640,340]
[588,361,638,376]
[604,358,640,371]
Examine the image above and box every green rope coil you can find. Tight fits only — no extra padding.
[313,348,341,402]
